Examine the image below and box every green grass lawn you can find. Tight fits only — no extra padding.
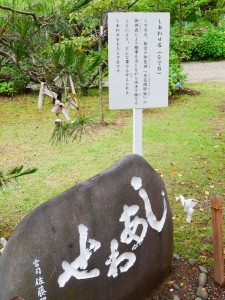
[0,82,224,264]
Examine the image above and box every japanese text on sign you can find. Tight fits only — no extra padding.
[108,13,170,109]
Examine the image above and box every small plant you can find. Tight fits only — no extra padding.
[69,114,95,141]
[0,165,38,189]
[0,82,14,96]
[50,113,95,145]
[169,50,187,95]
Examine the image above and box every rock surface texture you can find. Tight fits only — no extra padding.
[0,154,173,300]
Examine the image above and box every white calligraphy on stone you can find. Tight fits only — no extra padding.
[131,176,167,232]
[105,239,136,278]
[58,224,101,287]
[35,277,45,286]
[33,259,47,299]
[38,285,47,298]
[120,204,148,250]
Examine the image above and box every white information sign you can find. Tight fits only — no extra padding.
[108,12,170,109]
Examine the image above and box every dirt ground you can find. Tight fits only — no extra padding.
[148,255,225,300]
[182,60,225,83]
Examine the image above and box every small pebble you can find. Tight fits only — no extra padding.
[199,272,207,287]
[173,296,181,300]
[195,298,202,300]
[199,266,208,274]
[172,283,181,290]
[189,258,196,266]
[196,286,209,299]
[173,253,181,261]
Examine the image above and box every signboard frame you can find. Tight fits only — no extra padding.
[108,12,170,155]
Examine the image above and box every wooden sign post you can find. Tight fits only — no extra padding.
[211,195,225,287]
[108,13,170,156]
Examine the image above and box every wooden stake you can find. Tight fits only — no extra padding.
[211,195,225,287]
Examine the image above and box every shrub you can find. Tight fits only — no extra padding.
[193,27,225,60]
[0,82,14,96]
[169,50,187,96]
[170,20,225,61]
[0,67,29,96]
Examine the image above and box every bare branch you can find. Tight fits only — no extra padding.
[83,61,107,88]
[0,5,39,26]
[0,38,10,47]
[0,73,11,81]
[28,70,43,83]
[127,0,141,10]
[0,49,16,62]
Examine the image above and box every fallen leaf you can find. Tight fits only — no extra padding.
[205,191,210,195]
[167,280,175,285]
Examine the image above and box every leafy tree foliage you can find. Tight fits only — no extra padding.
[0,0,224,97]
[0,0,142,95]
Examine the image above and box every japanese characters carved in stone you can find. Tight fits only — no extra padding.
[0,154,173,300]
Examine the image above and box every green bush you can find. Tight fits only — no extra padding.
[0,67,29,95]
[193,27,225,60]
[170,20,225,61]
[11,72,29,95]
[169,50,187,96]
[0,82,14,96]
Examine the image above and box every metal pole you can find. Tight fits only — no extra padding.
[133,108,142,156]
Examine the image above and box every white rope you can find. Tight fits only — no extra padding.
[38,82,58,110]
[38,82,45,109]
[43,85,57,99]
[51,100,71,121]
[63,76,68,99]
[66,95,79,110]
[69,75,76,95]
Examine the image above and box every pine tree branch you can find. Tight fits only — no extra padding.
[0,5,39,26]
[0,49,16,62]
[0,73,11,81]
[0,38,10,47]
[127,0,141,10]
[82,61,107,88]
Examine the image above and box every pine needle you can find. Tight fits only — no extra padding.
[0,166,38,189]
[50,114,95,145]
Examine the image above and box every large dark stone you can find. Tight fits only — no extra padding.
[0,154,173,300]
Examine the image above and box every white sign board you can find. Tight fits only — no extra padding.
[108,12,170,110]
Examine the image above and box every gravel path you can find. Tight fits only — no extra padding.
[182,60,225,83]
